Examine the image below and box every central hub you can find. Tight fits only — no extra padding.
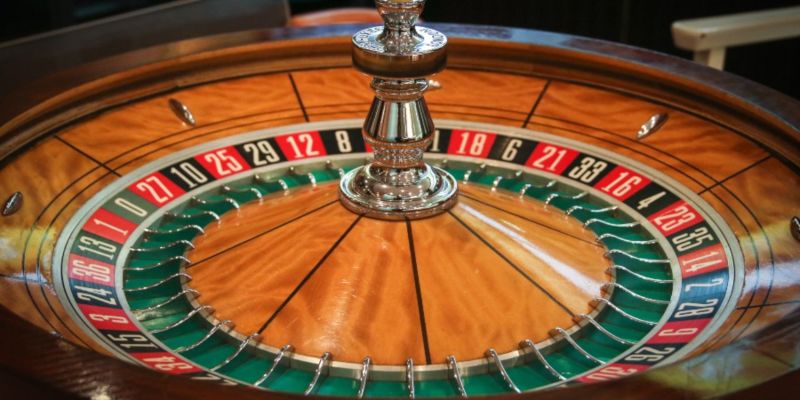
[339,0,457,220]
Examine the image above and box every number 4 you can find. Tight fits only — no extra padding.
[637,191,666,210]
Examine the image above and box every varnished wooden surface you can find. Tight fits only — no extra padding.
[187,183,607,364]
[0,25,798,398]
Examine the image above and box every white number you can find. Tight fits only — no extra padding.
[568,157,608,182]
[672,227,714,252]
[681,249,724,274]
[286,134,319,158]
[624,346,675,362]
[70,258,111,283]
[135,176,173,204]
[674,299,718,318]
[113,197,147,217]
[169,162,207,188]
[455,132,488,156]
[203,149,243,176]
[600,172,642,197]
[652,205,696,232]
[75,285,117,306]
[656,327,698,337]
[142,356,194,371]
[531,145,567,171]
[334,130,352,153]
[684,277,724,293]
[500,139,522,161]
[242,141,281,166]
[89,218,129,238]
[76,236,117,260]
[583,366,639,381]
[636,191,666,210]
[88,313,128,325]
[429,129,442,152]
[106,333,158,350]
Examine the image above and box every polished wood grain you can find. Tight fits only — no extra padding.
[529,81,770,191]
[260,215,427,364]
[0,137,118,352]
[0,25,798,398]
[456,185,608,313]
[57,74,305,168]
[415,193,608,361]
[292,68,549,127]
[186,186,348,334]
[185,183,608,364]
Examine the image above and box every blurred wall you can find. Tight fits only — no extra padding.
[1,0,798,99]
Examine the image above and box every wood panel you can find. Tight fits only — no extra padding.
[292,68,548,128]
[412,187,608,361]
[0,25,795,399]
[0,138,114,350]
[55,72,306,175]
[711,158,800,339]
[111,113,305,175]
[531,80,770,188]
[527,119,707,193]
[261,216,426,365]
[186,182,611,364]
[457,185,608,311]
[186,185,349,335]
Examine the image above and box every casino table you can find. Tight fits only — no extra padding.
[0,8,799,400]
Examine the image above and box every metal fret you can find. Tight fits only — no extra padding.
[222,185,263,199]
[133,288,199,315]
[575,314,634,345]
[604,282,669,304]
[550,327,604,365]
[584,219,640,228]
[491,176,503,190]
[126,255,190,272]
[520,339,565,381]
[307,172,317,187]
[165,210,220,221]
[211,333,260,372]
[447,355,467,398]
[357,356,371,398]
[486,348,520,393]
[608,265,673,284]
[191,195,240,209]
[596,233,657,245]
[254,344,293,386]
[406,358,415,399]
[304,352,331,395]
[143,224,204,237]
[565,205,617,216]
[545,191,587,205]
[129,239,195,253]
[175,320,233,353]
[592,297,657,326]
[519,179,557,196]
[606,249,670,264]
[150,305,213,334]
[123,272,191,293]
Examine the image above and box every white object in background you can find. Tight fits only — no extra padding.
[671,6,800,70]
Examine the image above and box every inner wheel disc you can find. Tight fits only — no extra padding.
[187,182,611,365]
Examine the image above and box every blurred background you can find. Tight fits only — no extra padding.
[0,0,798,98]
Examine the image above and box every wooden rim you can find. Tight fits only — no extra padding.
[1,23,798,399]
[1,24,798,166]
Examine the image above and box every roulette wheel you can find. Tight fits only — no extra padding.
[1,0,798,398]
